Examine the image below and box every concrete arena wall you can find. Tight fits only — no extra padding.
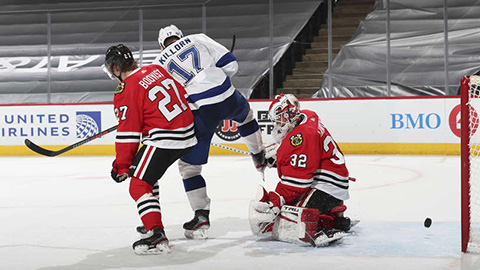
[0,96,461,156]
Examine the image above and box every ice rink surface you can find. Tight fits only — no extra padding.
[2,154,480,270]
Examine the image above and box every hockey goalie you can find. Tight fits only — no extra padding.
[249,94,355,247]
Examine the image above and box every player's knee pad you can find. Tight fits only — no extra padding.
[178,159,202,179]
[129,177,154,201]
[272,205,320,244]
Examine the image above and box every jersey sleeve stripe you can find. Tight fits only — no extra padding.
[143,133,196,142]
[314,178,349,190]
[148,124,194,135]
[116,131,142,143]
[313,170,350,183]
[280,176,313,188]
[117,131,142,137]
[215,52,237,68]
[116,135,141,143]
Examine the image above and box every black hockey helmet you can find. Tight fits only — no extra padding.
[104,44,134,68]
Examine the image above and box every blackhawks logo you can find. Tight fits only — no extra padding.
[114,82,125,95]
[290,133,303,147]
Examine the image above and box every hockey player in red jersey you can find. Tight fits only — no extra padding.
[104,44,197,254]
[249,94,354,247]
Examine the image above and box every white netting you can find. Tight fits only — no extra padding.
[467,75,480,253]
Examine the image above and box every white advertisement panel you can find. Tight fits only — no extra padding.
[0,103,116,146]
[0,96,462,155]
[211,97,461,145]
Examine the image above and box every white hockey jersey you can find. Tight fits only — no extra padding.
[152,33,238,110]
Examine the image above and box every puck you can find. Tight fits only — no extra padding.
[424,218,432,228]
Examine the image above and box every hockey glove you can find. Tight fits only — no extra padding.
[111,160,129,183]
[264,143,279,168]
[251,149,266,173]
[267,191,285,216]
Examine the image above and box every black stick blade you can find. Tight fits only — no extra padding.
[24,139,58,157]
[23,125,118,157]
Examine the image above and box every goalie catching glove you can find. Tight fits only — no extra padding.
[111,160,129,183]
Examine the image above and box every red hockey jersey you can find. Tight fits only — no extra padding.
[275,109,350,204]
[113,65,197,172]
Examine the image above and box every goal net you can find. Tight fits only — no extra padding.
[461,75,480,253]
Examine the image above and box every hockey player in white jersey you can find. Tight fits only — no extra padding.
[152,25,265,239]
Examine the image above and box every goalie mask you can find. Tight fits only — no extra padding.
[158,25,184,50]
[268,93,301,142]
[104,44,134,81]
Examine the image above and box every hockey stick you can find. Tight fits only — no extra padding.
[24,125,118,157]
[25,125,250,157]
[211,142,266,181]
[210,142,249,155]
[230,34,236,52]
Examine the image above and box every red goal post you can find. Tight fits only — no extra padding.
[461,75,480,253]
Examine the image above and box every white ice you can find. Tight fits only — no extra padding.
[1,154,480,270]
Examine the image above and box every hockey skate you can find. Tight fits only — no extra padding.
[310,228,347,247]
[132,227,170,255]
[183,209,210,239]
[136,225,153,239]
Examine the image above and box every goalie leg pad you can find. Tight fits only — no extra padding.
[272,205,320,244]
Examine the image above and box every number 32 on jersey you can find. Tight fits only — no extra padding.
[289,135,345,168]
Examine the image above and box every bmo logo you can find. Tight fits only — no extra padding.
[391,113,441,129]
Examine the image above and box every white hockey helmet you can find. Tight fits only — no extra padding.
[158,25,184,50]
[268,93,302,142]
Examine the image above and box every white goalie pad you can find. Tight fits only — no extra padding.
[272,205,320,244]
[248,200,276,235]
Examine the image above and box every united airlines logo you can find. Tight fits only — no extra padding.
[76,111,101,139]
[215,120,241,141]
